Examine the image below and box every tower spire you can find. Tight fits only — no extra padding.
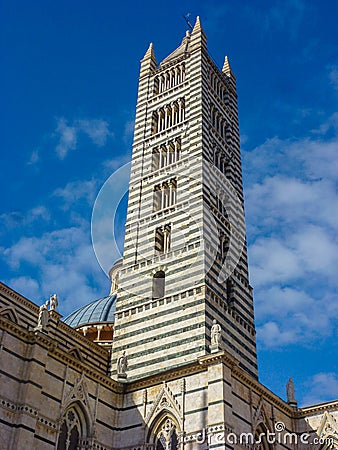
[222,55,234,78]
[140,42,157,76]
[192,15,203,33]
[190,15,207,50]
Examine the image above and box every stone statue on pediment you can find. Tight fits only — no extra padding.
[36,300,49,331]
[49,294,58,311]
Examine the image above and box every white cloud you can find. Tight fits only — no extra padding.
[53,179,98,209]
[77,119,113,146]
[2,225,109,317]
[55,118,77,159]
[255,284,336,348]
[103,153,131,171]
[54,117,114,159]
[302,373,338,406]
[7,276,40,301]
[257,321,296,347]
[0,206,50,233]
[250,238,301,286]
[250,225,338,289]
[27,149,40,166]
[244,127,338,349]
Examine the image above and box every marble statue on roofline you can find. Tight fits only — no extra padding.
[36,300,49,331]
[49,293,58,311]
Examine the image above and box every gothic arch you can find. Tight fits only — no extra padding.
[147,412,180,450]
[56,402,90,450]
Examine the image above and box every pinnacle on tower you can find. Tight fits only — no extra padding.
[190,15,207,49]
[192,15,202,33]
[140,42,157,76]
[143,42,155,61]
[222,55,233,77]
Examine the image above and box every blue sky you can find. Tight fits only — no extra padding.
[1,0,337,406]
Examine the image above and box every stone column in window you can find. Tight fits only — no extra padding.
[157,109,161,133]
[164,226,171,253]
[161,185,165,210]
[174,139,179,162]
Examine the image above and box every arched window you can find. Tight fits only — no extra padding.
[152,271,165,299]
[149,416,179,450]
[57,404,88,450]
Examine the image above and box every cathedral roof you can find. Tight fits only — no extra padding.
[160,31,191,66]
[63,294,117,328]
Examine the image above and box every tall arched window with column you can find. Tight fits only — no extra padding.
[57,403,89,450]
[148,415,179,450]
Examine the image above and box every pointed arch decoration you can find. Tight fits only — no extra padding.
[145,382,183,449]
[0,306,19,324]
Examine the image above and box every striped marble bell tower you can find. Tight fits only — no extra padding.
[111,17,258,380]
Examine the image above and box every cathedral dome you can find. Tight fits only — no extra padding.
[63,294,117,328]
[63,294,117,347]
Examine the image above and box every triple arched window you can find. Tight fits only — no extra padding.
[154,63,185,94]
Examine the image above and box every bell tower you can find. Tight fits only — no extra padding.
[111,17,258,380]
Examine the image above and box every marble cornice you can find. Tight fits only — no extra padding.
[296,401,338,417]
